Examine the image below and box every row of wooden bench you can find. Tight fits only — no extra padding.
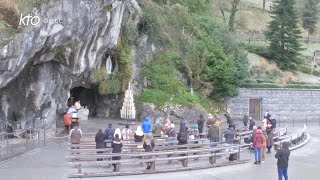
[67,144,248,178]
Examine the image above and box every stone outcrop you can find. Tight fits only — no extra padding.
[0,0,139,129]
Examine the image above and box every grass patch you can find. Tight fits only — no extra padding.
[240,83,320,89]
[137,89,222,113]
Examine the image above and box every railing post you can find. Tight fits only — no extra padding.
[25,134,28,151]
[44,128,46,147]
[293,117,295,128]
[6,134,9,154]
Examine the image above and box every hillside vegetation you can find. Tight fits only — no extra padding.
[135,0,249,111]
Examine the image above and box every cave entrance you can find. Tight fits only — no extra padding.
[68,86,98,116]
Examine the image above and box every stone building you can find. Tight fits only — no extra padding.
[225,88,320,122]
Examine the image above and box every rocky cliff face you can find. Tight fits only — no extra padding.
[0,0,139,129]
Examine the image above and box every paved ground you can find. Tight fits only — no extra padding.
[0,119,318,180]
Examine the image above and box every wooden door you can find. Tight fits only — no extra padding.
[249,99,261,121]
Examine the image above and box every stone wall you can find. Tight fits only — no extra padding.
[225,88,320,122]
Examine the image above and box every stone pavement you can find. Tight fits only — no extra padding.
[0,119,318,180]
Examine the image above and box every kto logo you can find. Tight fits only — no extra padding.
[19,14,41,26]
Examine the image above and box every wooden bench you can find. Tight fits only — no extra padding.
[67,144,248,177]
[67,141,224,156]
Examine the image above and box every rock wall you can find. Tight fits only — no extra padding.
[0,0,139,129]
[225,88,320,122]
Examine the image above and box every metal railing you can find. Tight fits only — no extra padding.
[0,122,50,161]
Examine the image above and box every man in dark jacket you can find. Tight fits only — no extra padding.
[105,123,115,148]
[275,141,290,180]
[243,115,248,127]
[197,114,205,138]
[224,126,235,144]
[207,124,220,147]
[105,123,115,139]
[95,128,106,161]
[249,117,256,130]
[225,113,236,130]
[177,121,188,145]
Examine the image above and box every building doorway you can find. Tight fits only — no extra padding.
[249,99,261,121]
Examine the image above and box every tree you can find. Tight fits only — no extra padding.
[302,0,319,43]
[228,0,241,32]
[265,0,303,70]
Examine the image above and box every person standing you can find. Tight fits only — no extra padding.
[253,127,263,165]
[143,134,155,170]
[74,100,81,110]
[111,129,122,172]
[95,129,106,161]
[69,125,82,152]
[177,121,188,145]
[142,116,152,135]
[63,112,72,133]
[192,124,199,139]
[249,117,256,130]
[262,132,267,163]
[104,123,115,147]
[225,113,236,130]
[166,123,176,146]
[121,124,132,141]
[275,141,290,180]
[243,115,248,127]
[207,124,220,147]
[134,126,144,142]
[266,127,274,153]
[206,113,214,126]
[197,114,205,138]
[152,119,162,137]
[271,116,277,130]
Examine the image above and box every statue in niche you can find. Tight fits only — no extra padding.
[106,56,112,75]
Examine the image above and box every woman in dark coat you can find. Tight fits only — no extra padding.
[95,129,106,161]
[143,135,155,170]
[266,127,274,153]
[111,128,122,172]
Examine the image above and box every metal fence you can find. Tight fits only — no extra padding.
[0,125,51,161]
[229,113,320,129]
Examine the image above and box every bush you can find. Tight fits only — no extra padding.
[98,76,122,95]
[141,51,186,94]
[0,0,20,28]
[137,89,172,108]
[243,44,274,59]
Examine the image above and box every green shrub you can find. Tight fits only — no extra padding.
[137,89,171,108]
[98,76,122,95]
[243,44,274,59]
[256,79,274,83]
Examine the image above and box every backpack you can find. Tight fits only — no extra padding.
[180,131,188,143]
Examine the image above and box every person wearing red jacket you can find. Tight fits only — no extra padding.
[63,112,72,133]
[253,127,264,165]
